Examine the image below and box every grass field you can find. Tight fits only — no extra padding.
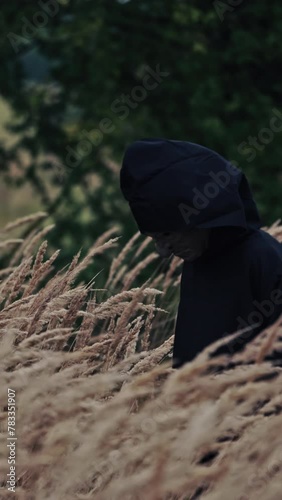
[0,214,282,499]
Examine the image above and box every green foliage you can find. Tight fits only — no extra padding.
[1,0,282,281]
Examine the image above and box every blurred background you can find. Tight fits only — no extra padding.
[1,0,282,287]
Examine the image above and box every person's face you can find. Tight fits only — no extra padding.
[143,229,211,261]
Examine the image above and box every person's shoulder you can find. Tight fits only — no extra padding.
[247,229,282,253]
[245,229,282,273]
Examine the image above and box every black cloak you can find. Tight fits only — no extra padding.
[120,138,282,368]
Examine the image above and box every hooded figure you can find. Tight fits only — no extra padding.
[120,138,282,369]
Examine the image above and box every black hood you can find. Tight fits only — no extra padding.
[120,138,262,236]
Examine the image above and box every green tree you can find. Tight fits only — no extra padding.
[1,0,282,284]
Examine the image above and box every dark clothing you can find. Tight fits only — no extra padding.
[174,227,282,368]
[120,139,282,368]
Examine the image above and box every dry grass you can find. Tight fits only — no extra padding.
[0,214,282,500]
